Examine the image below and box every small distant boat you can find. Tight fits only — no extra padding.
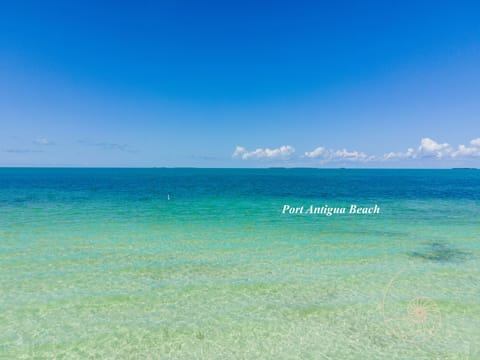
[167,194,171,201]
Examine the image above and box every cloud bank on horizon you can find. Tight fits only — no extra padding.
[232,145,295,160]
[233,137,480,164]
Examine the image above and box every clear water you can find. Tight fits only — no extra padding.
[0,168,479,359]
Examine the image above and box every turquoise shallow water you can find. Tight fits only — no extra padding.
[0,168,479,359]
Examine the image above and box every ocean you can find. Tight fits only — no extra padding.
[0,168,479,359]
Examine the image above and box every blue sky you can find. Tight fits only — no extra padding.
[1,0,479,167]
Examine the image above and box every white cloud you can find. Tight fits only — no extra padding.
[233,137,480,164]
[232,146,247,158]
[417,137,452,158]
[33,137,53,145]
[383,137,480,161]
[303,146,375,162]
[453,138,480,158]
[329,149,373,162]
[304,147,326,158]
[232,145,295,160]
[383,148,415,160]
[470,138,480,147]
[383,138,453,161]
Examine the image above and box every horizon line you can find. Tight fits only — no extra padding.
[0,166,477,170]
